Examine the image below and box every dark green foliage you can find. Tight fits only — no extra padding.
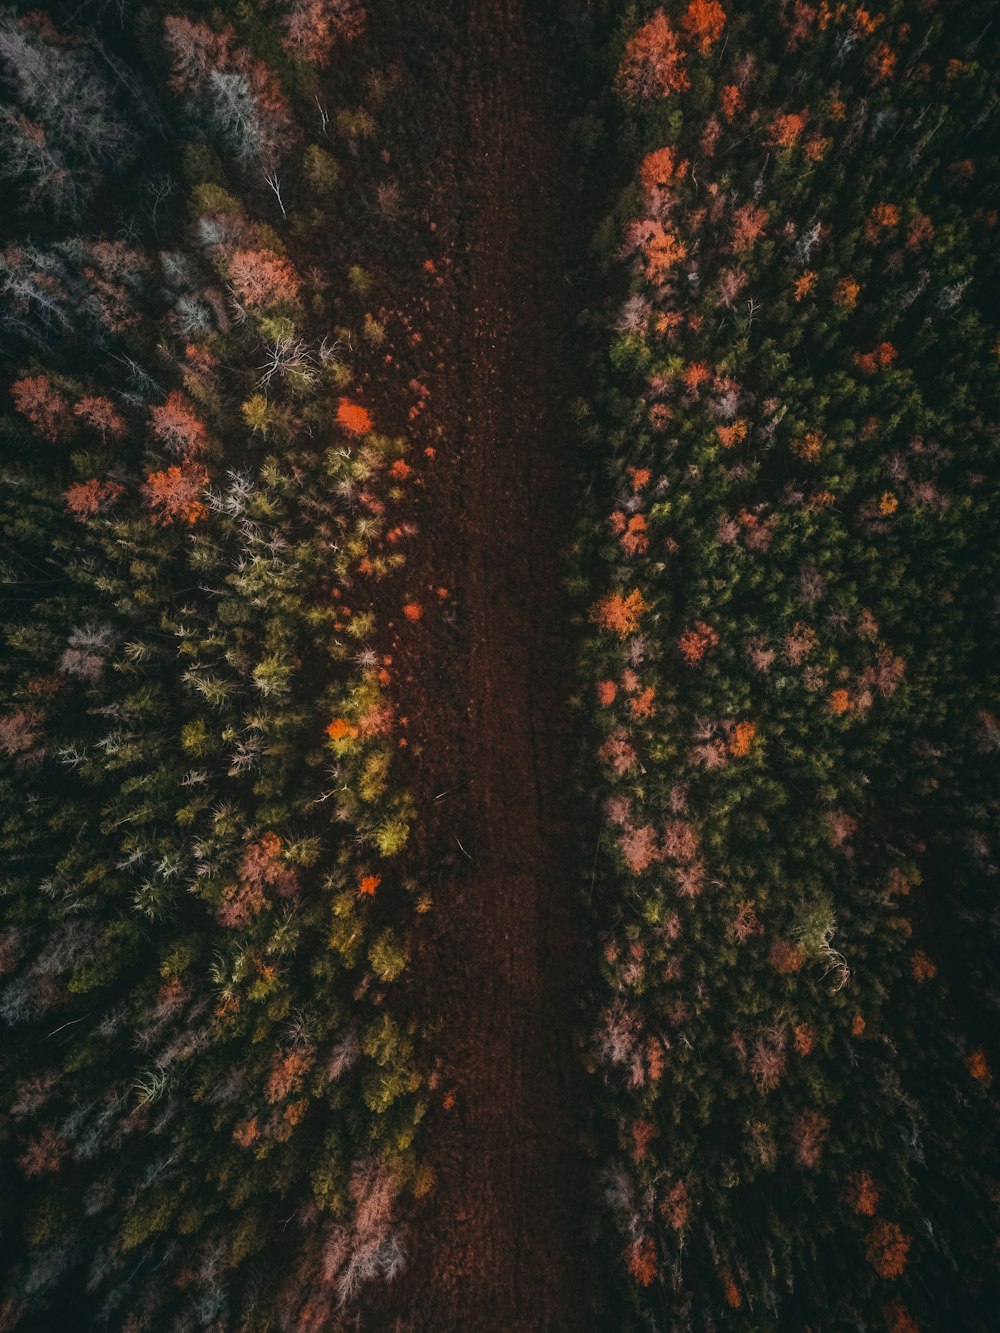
[581,2,1000,1327]
[0,2,421,1328]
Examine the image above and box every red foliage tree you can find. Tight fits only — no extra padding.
[18,1125,67,1177]
[616,10,689,103]
[281,0,365,67]
[661,1179,691,1230]
[791,1108,830,1168]
[683,361,711,394]
[599,727,637,776]
[769,936,807,973]
[265,1047,315,1103]
[866,1219,911,1278]
[239,832,299,897]
[638,220,688,283]
[639,145,688,196]
[216,879,266,930]
[678,620,718,665]
[854,342,898,375]
[720,83,742,119]
[730,899,763,944]
[620,824,660,874]
[771,111,808,148]
[592,589,648,639]
[721,1269,743,1309]
[73,395,127,440]
[624,1234,658,1286]
[336,398,374,436]
[864,202,901,243]
[966,1047,992,1084]
[150,391,208,456]
[730,202,769,253]
[793,1023,814,1054]
[216,834,298,928]
[143,463,209,526]
[868,41,897,84]
[0,707,44,761]
[11,375,76,443]
[681,0,727,55]
[64,478,125,520]
[845,1171,880,1216]
[227,249,302,309]
[748,1025,788,1093]
[883,1302,920,1333]
[661,819,699,862]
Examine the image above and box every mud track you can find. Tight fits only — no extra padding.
[362,1,597,1328]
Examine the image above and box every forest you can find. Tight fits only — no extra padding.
[0,2,997,1331]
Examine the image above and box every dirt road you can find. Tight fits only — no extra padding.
[362,1,597,1328]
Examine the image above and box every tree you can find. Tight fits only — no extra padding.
[591,589,648,639]
[730,202,769,253]
[624,218,688,283]
[10,375,75,442]
[143,463,209,525]
[639,145,688,197]
[680,0,726,55]
[149,391,207,456]
[336,398,373,435]
[73,396,127,440]
[162,16,292,169]
[616,11,689,103]
[866,1220,911,1279]
[17,1126,67,1178]
[64,478,124,519]
[281,0,365,67]
[227,249,302,309]
[0,11,136,181]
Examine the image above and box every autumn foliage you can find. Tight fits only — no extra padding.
[589,0,1000,1325]
[163,15,291,167]
[0,4,420,1328]
[281,0,364,66]
[228,249,302,308]
[678,620,718,665]
[336,398,374,435]
[64,478,125,519]
[150,391,208,455]
[592,589,648,639]
[1,0,998,1327]
[143,463,209,525]
[11,375,75,443]
[866,1220,912,1279]
[616,11,689,103]
[681,0,726,55]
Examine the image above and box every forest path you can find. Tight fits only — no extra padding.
[363,1,596,1328]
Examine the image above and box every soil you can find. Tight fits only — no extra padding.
[356,2,601,1329]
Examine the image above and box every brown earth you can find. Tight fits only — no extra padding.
[357,1,600,1329]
